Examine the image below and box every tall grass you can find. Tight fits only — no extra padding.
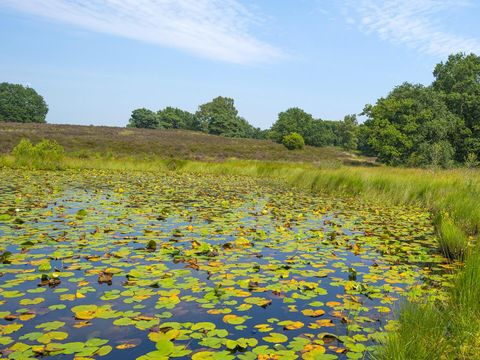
[378,252,480,359]
[377,302,448,360]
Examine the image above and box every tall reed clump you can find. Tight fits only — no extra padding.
[375,302,448,360]
[12,138,65,170]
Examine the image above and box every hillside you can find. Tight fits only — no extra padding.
[0,122,373,165]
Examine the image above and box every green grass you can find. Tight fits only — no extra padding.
[376,302,448,360]
[378,252,480,360]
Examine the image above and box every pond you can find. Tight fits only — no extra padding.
[0,169,456,359]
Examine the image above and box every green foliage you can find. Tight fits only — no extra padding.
[0,82,48,123]
[433,53,480,160]
[269,107,342,147]
[435,212,468,259]
[127,97,262,139]
[157,107,198,130]
[12,138,64,170]
[377,251,480,360]
[128,108,158,129]
[464,153,479,168]
[270,108,314,143]
[337,114,358,151]
[361,52,480,167]
[406,141,455,169]
[282,132,305,150]
[306,120,339,147]
[362,83,460,166]
[196,97,238,135]
[195,96,259,138]
[375,302,448,360]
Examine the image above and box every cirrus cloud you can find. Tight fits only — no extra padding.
[344,0,480,57]
[1,0,284,64]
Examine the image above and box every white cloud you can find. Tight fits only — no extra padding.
[1,0,284,64]
[344,0,480,56]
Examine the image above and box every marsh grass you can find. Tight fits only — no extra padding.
[377,252,480,360]
[376,302,448,360]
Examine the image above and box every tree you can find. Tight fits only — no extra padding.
[305,120,339,147]
[0,82,48,123]
[157,107,198,130]
[269,108,315,143]
[128,108,159,129]
[338,114,358,151]
[195,96,257,138]
[433,53,480,158]
[362,83,460,166]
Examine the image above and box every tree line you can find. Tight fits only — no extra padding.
[1,52,479,167]
[127,97,355,149]
[359,53,480,168]
[128,52,475,168]
[127,96,265,139]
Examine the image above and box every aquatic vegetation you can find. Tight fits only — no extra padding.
[0,169,455,359]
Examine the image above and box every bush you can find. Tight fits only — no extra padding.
[282,132,305,150]
[12,138,64,170]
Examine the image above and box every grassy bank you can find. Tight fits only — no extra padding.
[2,153,479,358]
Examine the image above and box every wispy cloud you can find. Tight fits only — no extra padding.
[344,0,480,56]
[1,0,284,64]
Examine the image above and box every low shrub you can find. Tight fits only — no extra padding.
[282,132,304,150]
[12,138,64,170]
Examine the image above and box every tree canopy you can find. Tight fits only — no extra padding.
[433,53,480,159]
[269,107,342,147]
[337,115,358,151]
[359,53,480,167]
[157,107,198,130]
[0,82,48,123]
[128,96,263,139]
[127,108,158,129]
[362,83,460,166]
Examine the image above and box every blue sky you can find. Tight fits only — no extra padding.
[1,0,479,129]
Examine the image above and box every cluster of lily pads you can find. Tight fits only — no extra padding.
[0,169,456,359]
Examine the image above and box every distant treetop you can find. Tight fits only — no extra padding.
[0,82,48,123]
[128,96,264,139]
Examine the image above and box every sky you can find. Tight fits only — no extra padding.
[1,0,480,129]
